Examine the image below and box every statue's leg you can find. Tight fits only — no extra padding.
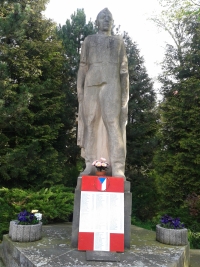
[100,83,126,179]
[81,86,101,175]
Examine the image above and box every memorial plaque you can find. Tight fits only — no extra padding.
[78,176,124,252]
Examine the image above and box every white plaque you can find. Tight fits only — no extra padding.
[94,232,109,251]
[79,191,124,251]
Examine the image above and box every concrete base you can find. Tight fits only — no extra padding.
[86,251,120,262]
[2,223,190,267]
[71,176,132,249]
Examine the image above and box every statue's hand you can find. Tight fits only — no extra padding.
[121,100,127,108]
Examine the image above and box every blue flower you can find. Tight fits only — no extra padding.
[17,210,39,225]
[160,214,185,229]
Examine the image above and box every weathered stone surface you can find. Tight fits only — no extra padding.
[124,191,132,248]
[0,259,5,267]
[156,225,188,246]
[9,221,42,242]
[86,251,120,261]
[71,188,81,248]
[2,224,190,267]
[77,8,129,179]
[0,244,5,267]
[8,220,18,238]
[124,181,130,192]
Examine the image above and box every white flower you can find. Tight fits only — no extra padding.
[35,213,42,221]
[100,157,106,162]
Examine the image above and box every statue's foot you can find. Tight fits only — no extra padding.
[112,170,126,180]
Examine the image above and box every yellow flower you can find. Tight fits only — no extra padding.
[31,210,38,213]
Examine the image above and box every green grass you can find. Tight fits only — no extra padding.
[131,216,156,231]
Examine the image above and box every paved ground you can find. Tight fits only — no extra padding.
[0,245,5,267]
[189,249,200,267]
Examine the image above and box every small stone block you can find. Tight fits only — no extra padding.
[86,251,120,262]
[76,177,82,190]
[124,181,130,192]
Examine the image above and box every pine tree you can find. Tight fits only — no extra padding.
[0,0,67,187]
[123,32,159,220]
[56,9,96,169]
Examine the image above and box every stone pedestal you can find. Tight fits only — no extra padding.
[1,224,190,267]
[71,176,132,249]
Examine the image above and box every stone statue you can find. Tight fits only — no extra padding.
[77,8,129,179]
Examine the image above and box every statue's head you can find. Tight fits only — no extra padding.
[96,8,113,35]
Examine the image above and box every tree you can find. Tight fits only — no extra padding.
[56,9,96,171]
[123,32,159,220]
[153,1,200,220]
[154,78,200,210]
[0,0,67,188]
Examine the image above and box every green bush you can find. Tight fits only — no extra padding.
[188,230,200,249]
[0,185,74,240]
[0,197,16,239]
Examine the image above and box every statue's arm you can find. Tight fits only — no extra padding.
[77,39,88,102]
[120,41,129,108]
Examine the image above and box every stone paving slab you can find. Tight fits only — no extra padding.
[189,249,200,267]
[2,223,190,267]
[85,251,120,262]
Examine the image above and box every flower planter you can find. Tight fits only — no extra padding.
[156,224,188,246]
[9,221,42,242]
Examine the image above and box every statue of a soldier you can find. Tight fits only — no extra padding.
[77,8,129,179]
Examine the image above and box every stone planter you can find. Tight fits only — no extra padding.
[9,220,42,242]
[156,224,188,246]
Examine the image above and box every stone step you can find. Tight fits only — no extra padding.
[1,223,190,267]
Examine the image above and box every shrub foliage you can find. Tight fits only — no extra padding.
[0,185,74,240]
